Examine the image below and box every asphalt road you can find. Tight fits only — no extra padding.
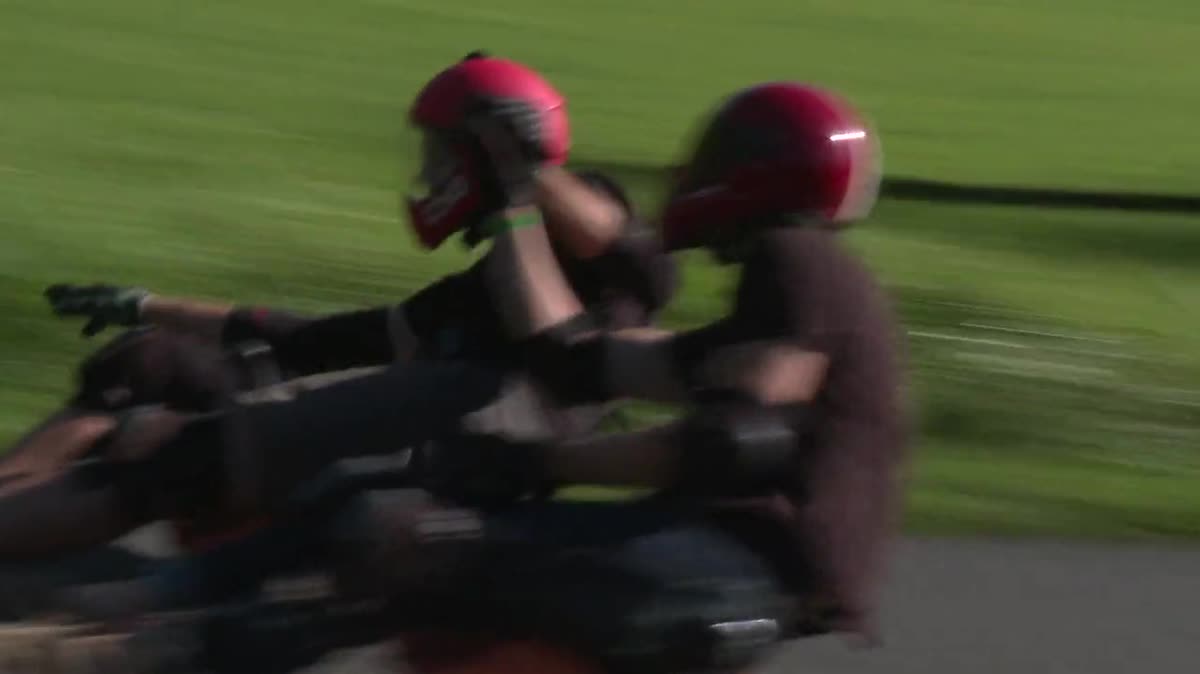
[767,538,1200,674]
[279,537,1200,674]
[4,529,1194,673]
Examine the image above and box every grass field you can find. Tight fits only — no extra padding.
[2,0,1199,538]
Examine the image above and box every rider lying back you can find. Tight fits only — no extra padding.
[0,54,674,562]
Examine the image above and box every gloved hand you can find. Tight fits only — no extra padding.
[45,284,152,337]
[462,97,548,245]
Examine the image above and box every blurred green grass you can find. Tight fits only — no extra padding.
[2,0,1199,538]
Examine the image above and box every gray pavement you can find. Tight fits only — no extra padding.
[105,528,1200,674]
[766,538,1200,674]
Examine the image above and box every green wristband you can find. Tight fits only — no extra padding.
[481,207,542,238]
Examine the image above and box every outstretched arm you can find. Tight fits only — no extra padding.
[138,295,235,342]
[45,284,421,376]
[44,284,235,341]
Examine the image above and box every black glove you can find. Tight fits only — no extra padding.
[461,97,548,245]
[423,433,553,509]
[45,283,151,337]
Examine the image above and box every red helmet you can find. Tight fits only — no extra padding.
[406,53,570,249]
[660,82,881,251]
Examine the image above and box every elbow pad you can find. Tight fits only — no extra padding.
[521,315,613,405]
[674,392,810,498]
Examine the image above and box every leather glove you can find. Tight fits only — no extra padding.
[462,97,548,245]
[45,283,152,337]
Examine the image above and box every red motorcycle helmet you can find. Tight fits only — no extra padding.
[406,52,570,249]
[660,82,881,252]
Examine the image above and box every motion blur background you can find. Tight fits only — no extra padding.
[2,0,1198,538]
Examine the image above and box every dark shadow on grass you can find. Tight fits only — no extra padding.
[882,177,1200,215]
[574,159,1200,267]
[573,159,1200,215]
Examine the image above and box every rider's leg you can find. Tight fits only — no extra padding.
[0,410,139,560]
[0,473,138,560]
[55,445,451,622]
[0,541,153,621]
[96,489,486,673]
[148,488,476,612]
[16,357,498,617]
[74,489,370,619]
[54,516,316,623]
[25,360,503,538]
[0,407,109,483]
[189,360,505,513]
[0,407,119,488]
[48,488,468,662]
[0,404,219,561]
[0,327,238,562]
